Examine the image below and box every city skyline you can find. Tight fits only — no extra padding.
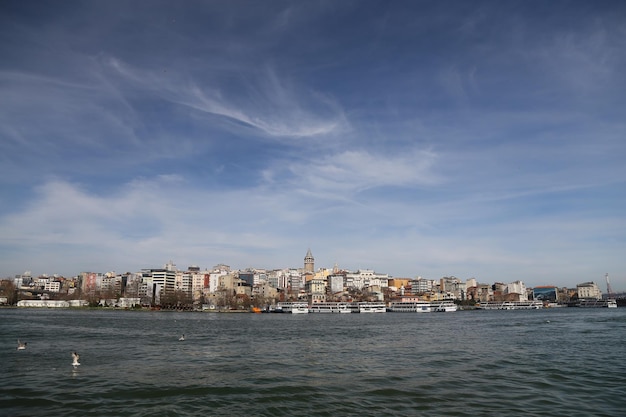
[5,252,623,294]
[1,1,625,290]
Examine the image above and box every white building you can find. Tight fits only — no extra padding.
[577,282,602,300]
[345,270,389,290]
[506,280,528,301]
[410,278,434,294]
[328,274,345,294]
[44,281,61,293]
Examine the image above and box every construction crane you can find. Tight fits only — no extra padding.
[605,273,614,299]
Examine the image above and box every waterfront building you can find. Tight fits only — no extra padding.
[532,286,558,303]
[576,282,602,300]
[505,280,528,302]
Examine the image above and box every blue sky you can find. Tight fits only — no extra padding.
[1,0,625,290]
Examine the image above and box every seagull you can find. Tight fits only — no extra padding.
[72,352,81,367]
[179,334,185,341]
[17,340,27,350]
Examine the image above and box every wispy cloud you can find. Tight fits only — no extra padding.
[102,56,349,139]
[285,148,441,197]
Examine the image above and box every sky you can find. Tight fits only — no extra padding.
[1,0,625,290]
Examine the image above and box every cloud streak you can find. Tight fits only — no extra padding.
[102,56,348,139]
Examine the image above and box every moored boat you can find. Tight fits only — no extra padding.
[575,299,618,308]
[276,302,309,314]
[309,302,352,313]
[357,302,387,313]
[476,301,543,310]
[431,300,457,312]
[387,301,432,313]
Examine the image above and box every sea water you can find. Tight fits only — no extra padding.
[1,308,624,416]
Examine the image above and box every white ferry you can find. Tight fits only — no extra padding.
[476,301,543,310]
[275,302,309,314]
[431,300,457,312]
[357,302,387,313]
[387,301,432,313]
[576,299,618,308]
[309,302,352,313]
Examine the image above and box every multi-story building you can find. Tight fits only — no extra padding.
[80,272,104,294]
[327,274,345,295]
[143,262,177,304]
[576,282,601,300]
[306,277,326,304]
[175,271,192,296]
[506,280,528,302]
[409,277,434,294]
[44,281,60,293]
[345,269,389,291]
[253,281,278,303]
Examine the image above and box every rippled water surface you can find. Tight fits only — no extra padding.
[1,308,625,416]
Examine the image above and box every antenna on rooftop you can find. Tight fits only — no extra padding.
[605,273,614,299]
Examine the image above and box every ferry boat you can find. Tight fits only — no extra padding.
[575,299,618,308]
[430,300,457,312]
[476,301,543,310]
[309,302,352,313]
[275,302,309,314]
[387,301,432,313]
[357,302,387,313]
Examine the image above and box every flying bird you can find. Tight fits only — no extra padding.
[72,352,80,367]
[179,334,185,341]
[17,340,27,350]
